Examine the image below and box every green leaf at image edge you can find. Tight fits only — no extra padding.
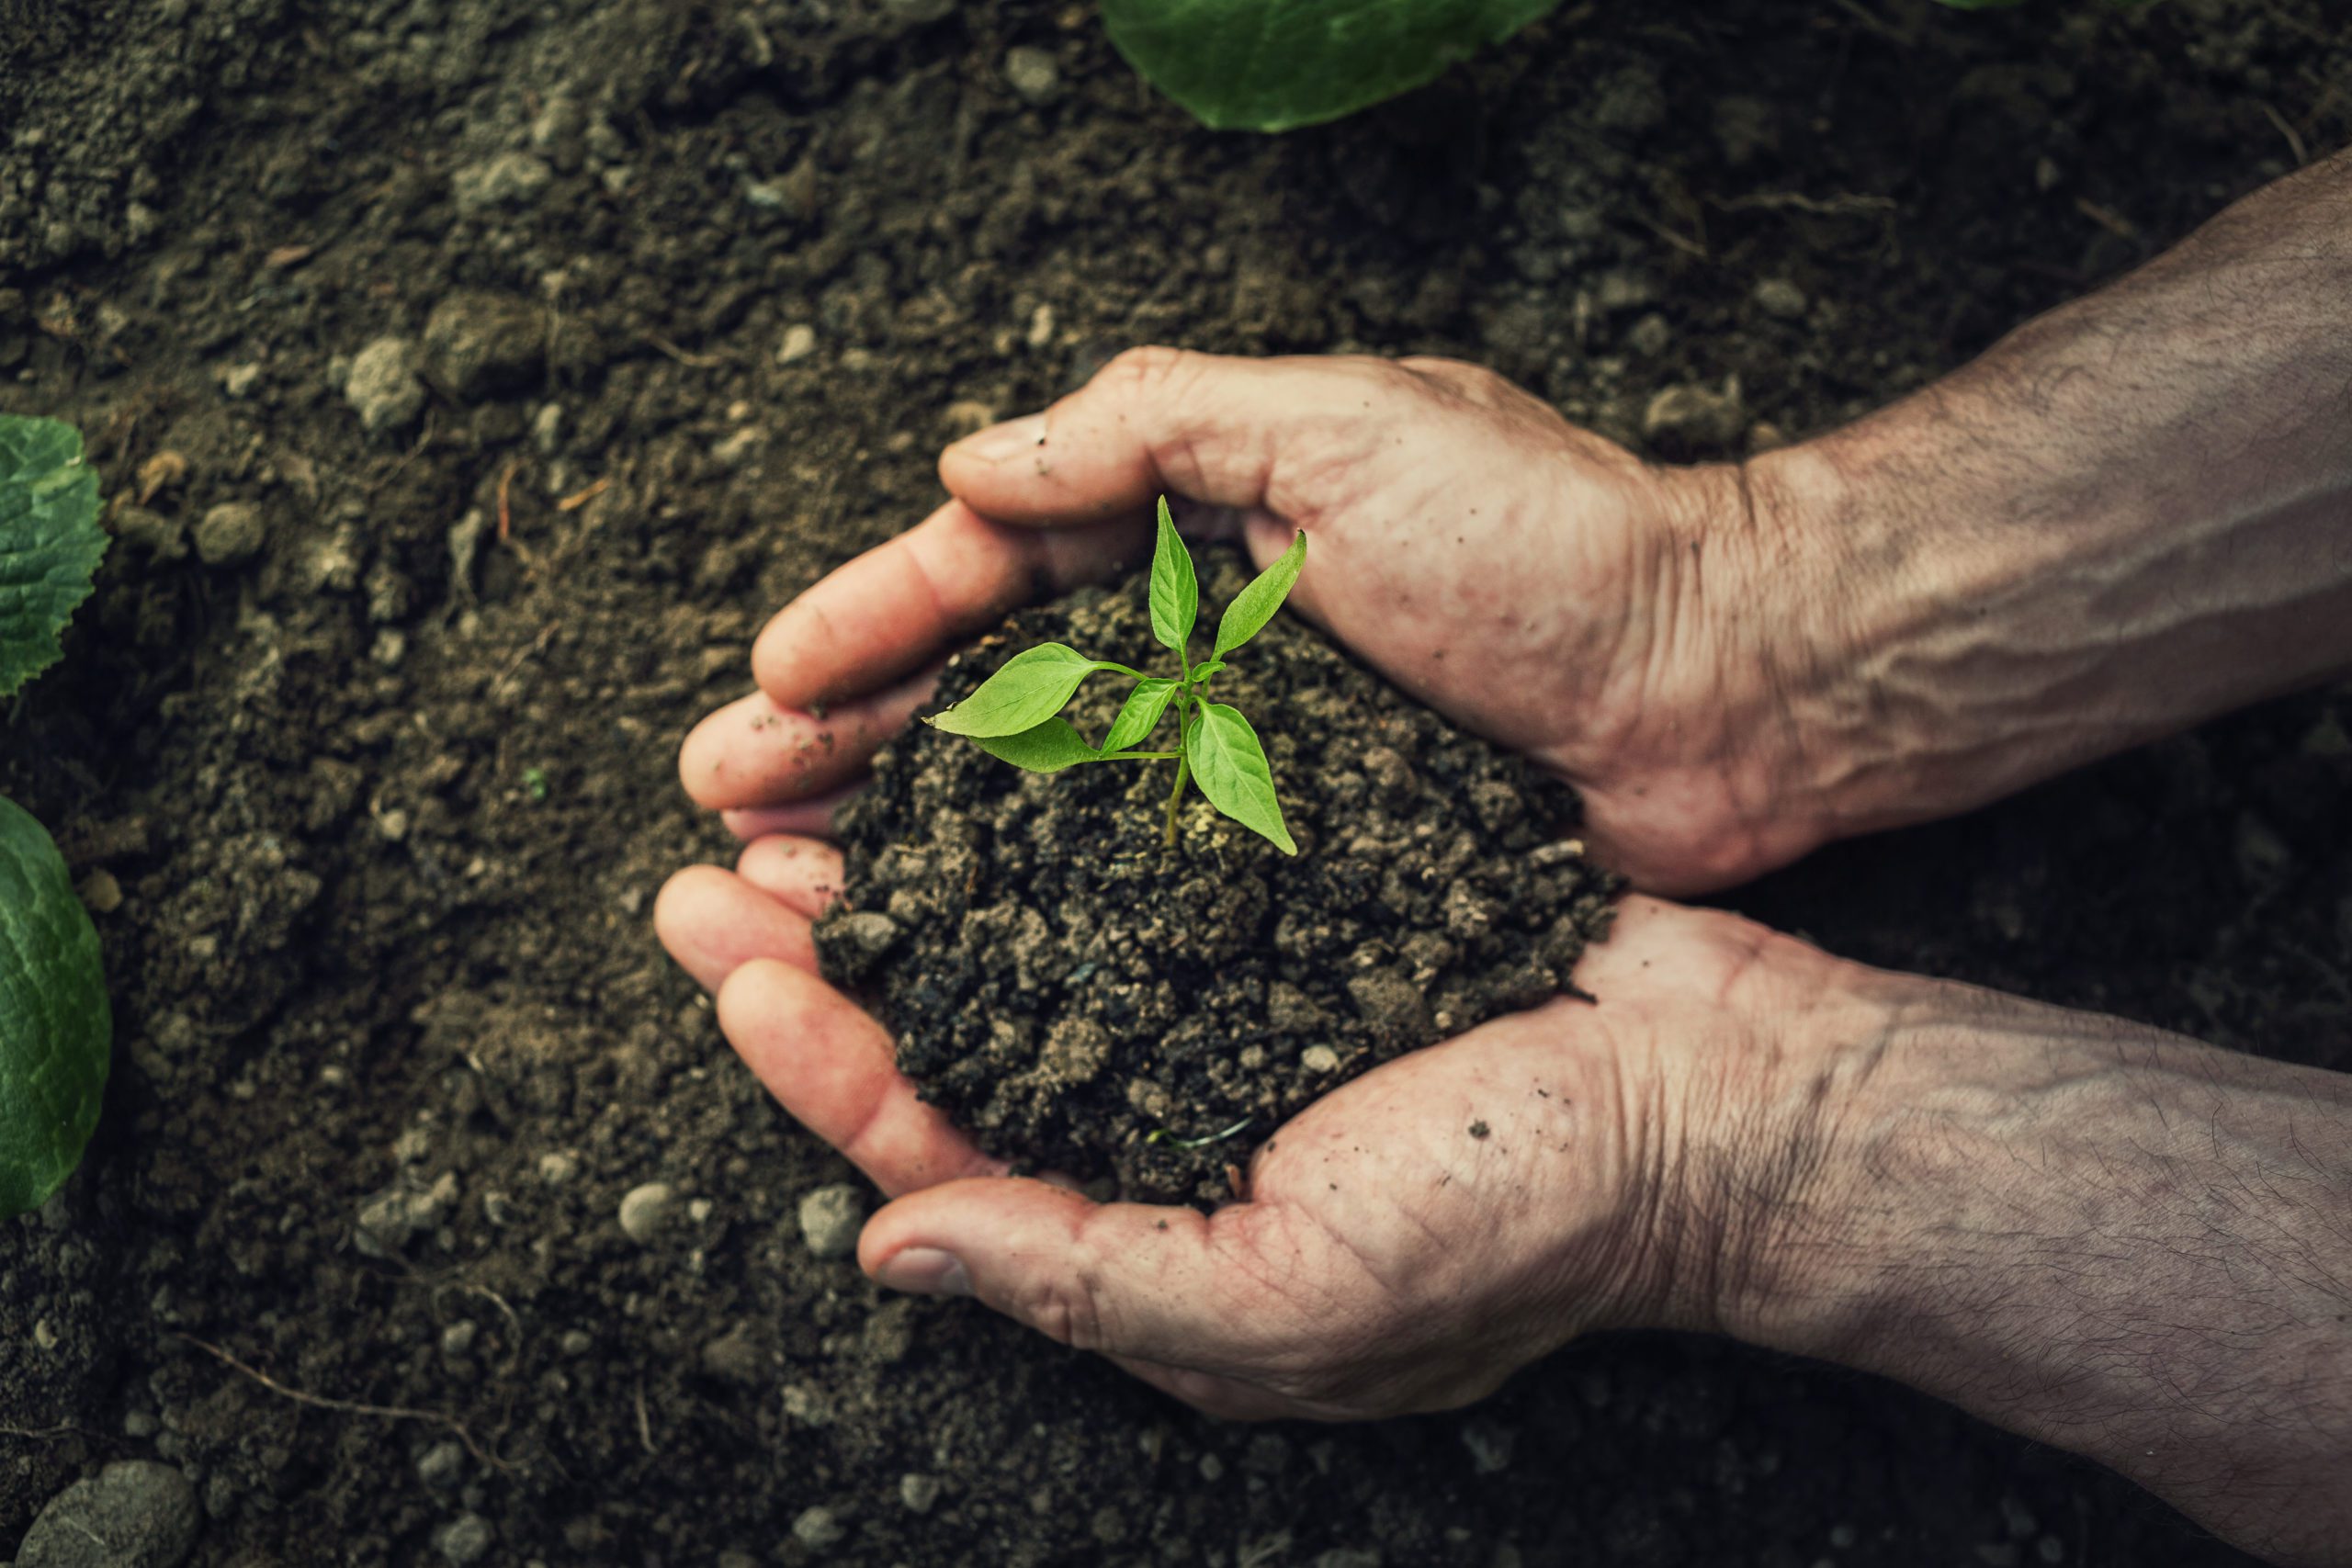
[1213,529,1306,659]
[0,795,111,1217]
[1102,0,1566,133]
[974,716,1102,773]
[0,415,107,700]
[1148,497,1198,662]
[1183,701,1296,854]
[928,643,1119,738]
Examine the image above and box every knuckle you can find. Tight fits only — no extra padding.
[1024,1269,1113,1353]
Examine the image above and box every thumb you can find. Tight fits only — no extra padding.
[939,346,1407,528]
[857,1174,1283,1367]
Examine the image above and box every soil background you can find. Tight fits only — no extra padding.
[3,1,2349,1564]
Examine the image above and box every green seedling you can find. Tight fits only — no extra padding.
[0,414,113,1218]
[926,498,1305,855]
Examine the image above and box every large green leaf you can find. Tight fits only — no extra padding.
[0,416,107,700]
[1213,529,1306,659]
[928,643,1120,738]
[1182,702,1296,853]
[973,716,1102,773]
[0,795,111,1216]
[1102,0,1563,133]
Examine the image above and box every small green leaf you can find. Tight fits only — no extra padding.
[1148,497,1197,663]
[929,643,1118,737]
[1191,659,1227,682]
[0,416,107,700]
[1213,529,1306,659]
[0,795,111,1217]
[1102,677,1180,754]
[1183,702,1295,854]
[973,716,1102,773]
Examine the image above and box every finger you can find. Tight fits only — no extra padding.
[720,788,860,842]
[938,346,1408,527]
[653,866,816,991]
[859,1176,1315,1370]
[752,499,1148,711]
[715,958,1001,1196]
[735,835,845,919]
[677,667,935,811]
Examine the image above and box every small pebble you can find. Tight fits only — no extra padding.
[777,323,818,364]
[1004,46,1061,105]
[195,502,266,566]
[798,1183,867,1259]
[1752,277,1808,319]
[899,1472,941,1514]
[417,1440,466,1490]
[617,1181,676,1243]
[18,1461,200,1568]
[345,336,424,434]
[437,1512,494,1566]
[1300,1044,1340,1074]
[77,869,123,915]
[451,151,552,210]
[792,1505,847,1551]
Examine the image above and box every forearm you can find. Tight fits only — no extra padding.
[1725,983,2352,1564]
[1756,146,2352,839]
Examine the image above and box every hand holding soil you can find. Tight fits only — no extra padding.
[676,345,1851,896]
[663,148,2352,1568]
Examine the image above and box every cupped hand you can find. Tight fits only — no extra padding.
[656,852,1868,1418]
[678,347,1849,896]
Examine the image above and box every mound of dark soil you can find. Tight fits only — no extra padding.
[816,550,1620,1202]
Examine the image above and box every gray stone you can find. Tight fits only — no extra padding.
[452,151,552,210]
[899,1472,941,1514]
[1753,277,1808,320]
[792,1506,847,1551]
[18,1461,200,1568]
[416,1440,466,1490]
[617,1180,677,1244]
[422,290,544,400]
[797,1182,866,1259]
[194,502,266,567]
[436,1512,493,1565]
[1004,47,1061,106]
[776,323,818,365]
[1299,1044,1340,1075]
[345,336,424,434]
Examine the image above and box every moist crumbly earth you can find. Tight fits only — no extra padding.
[4,0,2349,1562]
[815,552,1620,1203]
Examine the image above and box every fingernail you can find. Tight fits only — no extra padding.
[948,412,1046,464]
[874,1246,971,1297]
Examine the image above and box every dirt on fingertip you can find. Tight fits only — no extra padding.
[815,550,1621,1203]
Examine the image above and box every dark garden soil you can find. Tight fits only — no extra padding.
[3,0,2349,1563]
[816,555,1619,1204]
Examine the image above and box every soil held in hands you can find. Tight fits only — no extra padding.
[816,549,1622,1203]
